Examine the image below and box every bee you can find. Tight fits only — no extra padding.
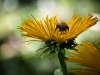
[55,22,69,33]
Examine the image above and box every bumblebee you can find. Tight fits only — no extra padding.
[55,22,69,33]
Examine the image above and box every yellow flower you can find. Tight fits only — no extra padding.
[69,68,97,75]
[18,14,98,43]
[18,14,98,57]
[66,41,100,75]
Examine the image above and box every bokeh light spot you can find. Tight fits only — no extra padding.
[6,14,21,30]
[37,0,56,13]
[3,0,19,12]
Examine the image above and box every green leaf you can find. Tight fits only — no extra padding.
[36,45,48,52]
[41,49,49,58]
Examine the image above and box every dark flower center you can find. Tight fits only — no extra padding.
[45,39,77,54]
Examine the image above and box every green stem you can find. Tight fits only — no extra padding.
[58,50,69,75]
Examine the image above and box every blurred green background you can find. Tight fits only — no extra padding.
[0,0,100,75]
